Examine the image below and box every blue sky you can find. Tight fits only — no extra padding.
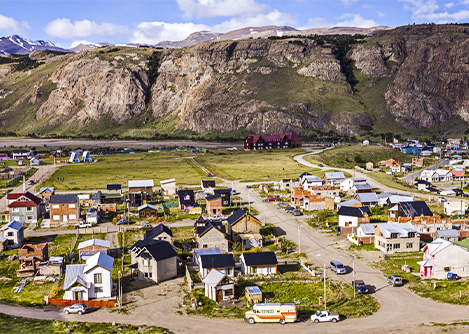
[0,0,468,47]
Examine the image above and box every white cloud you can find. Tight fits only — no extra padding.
[400,0,469,22]
[341,0,359,7]
[131,21,210,44]
[299,17,332,30]
[176,0,266,19]
[45,19,130,39]
[377,10,385,17]
[0,14,30,35]
[213,9,296,32]
[336,14,377,27]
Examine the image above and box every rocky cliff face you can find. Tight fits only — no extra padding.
[0,24,468,138]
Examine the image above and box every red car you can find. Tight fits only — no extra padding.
[206,173,213,177]
[266,196,277,201]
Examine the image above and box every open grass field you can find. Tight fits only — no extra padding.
[368,172,419,192]
[306,145,412,169]
[194,149,313,182]
[44,152,205,190]
[0,312,169,334]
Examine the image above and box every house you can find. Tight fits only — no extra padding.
[63,252,114,301]
[86,208,99,224]
[49,195,80,224]
[419,170,440,182]
[201,180,216,195]
[227,209,262,249]
[302,195,334,211]
[390,201,433,219]
[106,184,122,192]
[17,242,48,277]
[138,204,159,219]
[38,255,64,276]
[355,192,379,207]
[434,229,460,242]
[214,189,231,207]
[195,220,232,252]
[435,169,453,182]
[412,157,426,167]
[308,185,340,197]
[30,157,44,166]
[337,199,362,208]
[244,133,302,150]
[77,239,110,261]
[419,238,469,279]
[199,253,235,278]
[192,247,222,266]
[444,201,468,216]
[374,222,420,254]
[340,177,367,192]
[385,158,400,167]
[203,269,235,302]
[78,194,92,206]
[144,224,173,242]
[278,179,295,191]
[130,239,177,283]
[37,187,54,202]
[451,170,465,181]
[0,221,24,248]
[302,175,325,189]
[206,194,222,217]
[348,223,375,245]
[386,195,414,207]
[240,252,278,276]
[69,152,80,163]
[81,151,92,163]
[12,150,31,160]
[351,183,373,194]
[366,162,374,171]
[160,178,176,197]
[415,180,432,191]
[324,172,345,186]
[7,191,44,223]
[388,215,452,238]
[178,189,196,210]
[338,206,371,228]
[128,180,154,207]
[0,235,7,252]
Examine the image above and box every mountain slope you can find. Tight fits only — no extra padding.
[0,35,71,55]
[0,24,467,140]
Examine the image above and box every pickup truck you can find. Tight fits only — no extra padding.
[311,311,340,323]
[352,280,369,294]
[74,222,92,228]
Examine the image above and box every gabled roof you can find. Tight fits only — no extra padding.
[451,170,465,177]
[50,194,78,204]
[202,269,233,287]
[388,195,414,205]
[353,184,372,191]
[357,224,375,235]
[356,192,379,203]
[140,240,178,261]
[7,192,41,206]
[206,194,221,201]
[160,178,176,185]
[39,187,55,194]
[241,251,278,266]
[337,206,370,217]
[145,224,173,239]
[226,209,261,227]
[436,229,460,238]
[178,190,195,205]
[424,238,454,256]
[324,172,345,180]
[63,264,88,290]
[193,248,222,261]
[376,222,418,238]
[196,222,232,243]
[302,175,324,184]
[138,203,159,211]
[399,201,433,217]
[200,254,235,268]
[377,192,398,199]
[214,188,231,195]
[0,220,24,231]
[338,199,360,207]
[201,180,216,188]
[83,252,114,273]
[128,180,154,188]
[77,238,110,250]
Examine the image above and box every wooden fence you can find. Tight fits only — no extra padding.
[47,298,117,307]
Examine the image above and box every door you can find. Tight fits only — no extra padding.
[216,289,223,302]
[63,215,68,222]
[73,291,81,301]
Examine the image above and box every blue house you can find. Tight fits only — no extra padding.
[401,147,421,154]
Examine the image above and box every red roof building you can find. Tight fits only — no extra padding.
[244,132,302,150]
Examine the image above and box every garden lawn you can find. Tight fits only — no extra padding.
[44,152,205,190]
[0,312,169,334]
[368,172,418,192]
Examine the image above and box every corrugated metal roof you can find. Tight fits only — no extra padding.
[436,229,460,238]
[50,195,78,204]
[128,180,154,188]
[200,254,234,268]
[246,286,262,295]
[194,248,222,261]
[202,269,226,287]
[241,251,277,266]
[138,203,159,211]
[160,178,175,185]
[356,192,379,203]
[357,224,375,235]
[63,264,86,289]
[84,252,114,273]
[0,220,24,231]
[77,239,110,250]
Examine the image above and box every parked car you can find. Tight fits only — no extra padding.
[74,222,92,229]
[266,196,277,201]
[277,202,288,208]
[291,209,302,216]
[284,206,295,213]
[318,164,324,167]
[138,223,153,230]
[63,303,89,315]
[206,173,213,177]
[209,214,224,221]
[437,196,447,203]
[27,180,35,185]
[387,275,403,286]
[352,280,369,294]
[447,272,460,280]
[246,185,251,189]
[310,311,340,323]
[116,218,130,225]
[330,260,346,274]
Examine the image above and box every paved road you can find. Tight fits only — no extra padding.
[401,159,449,184]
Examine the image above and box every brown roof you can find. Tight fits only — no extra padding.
[19,243,48,258]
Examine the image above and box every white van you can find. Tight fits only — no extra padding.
[244,303,297,325]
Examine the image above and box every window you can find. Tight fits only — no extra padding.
[444,267,451,272]
[408,232,415,238]
[143,259,151,266]
[12,207,19,212]
[52,205,59,209]
[144,272,149,278]
[406,243,413,249]
[69,214,77,220]
[94,273,102,284]
[390,233,398,239]
[7,232,14,237]
[94,287,103,294]
[27,216,33,221]
[52,215,60,221]
[149,272,152,278]
[393,244,400,249]
[26,207,33,212]
[68,204,76,208]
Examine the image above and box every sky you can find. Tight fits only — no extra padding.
[0,0,468,48]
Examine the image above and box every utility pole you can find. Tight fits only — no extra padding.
[352,256,356,299]
[323,263,327,311]
[248,191,251,214]
[298,225,301,254]
[118,271,121,310]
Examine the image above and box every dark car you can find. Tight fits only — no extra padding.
[291,209,302,216]
[318,164,324,167]
[352,280,369,294]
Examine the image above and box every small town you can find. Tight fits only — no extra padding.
[0,133,468,333]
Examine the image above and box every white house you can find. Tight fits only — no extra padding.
[69,152,79,163]
[444,200,468,216]
[63,252,113,301]
[324,172,346,186]
[0,220,24,249]
[203,269,235,302]
[160,178,176,197]
[240,252,277,276]
[419,238,469,279]
[302,175,324,190]
[337,206,371,227]
[340,178,367,192]
[81,151,92,163]
[374,223,420,254]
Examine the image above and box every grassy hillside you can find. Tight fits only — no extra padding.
[307,145,411,168]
